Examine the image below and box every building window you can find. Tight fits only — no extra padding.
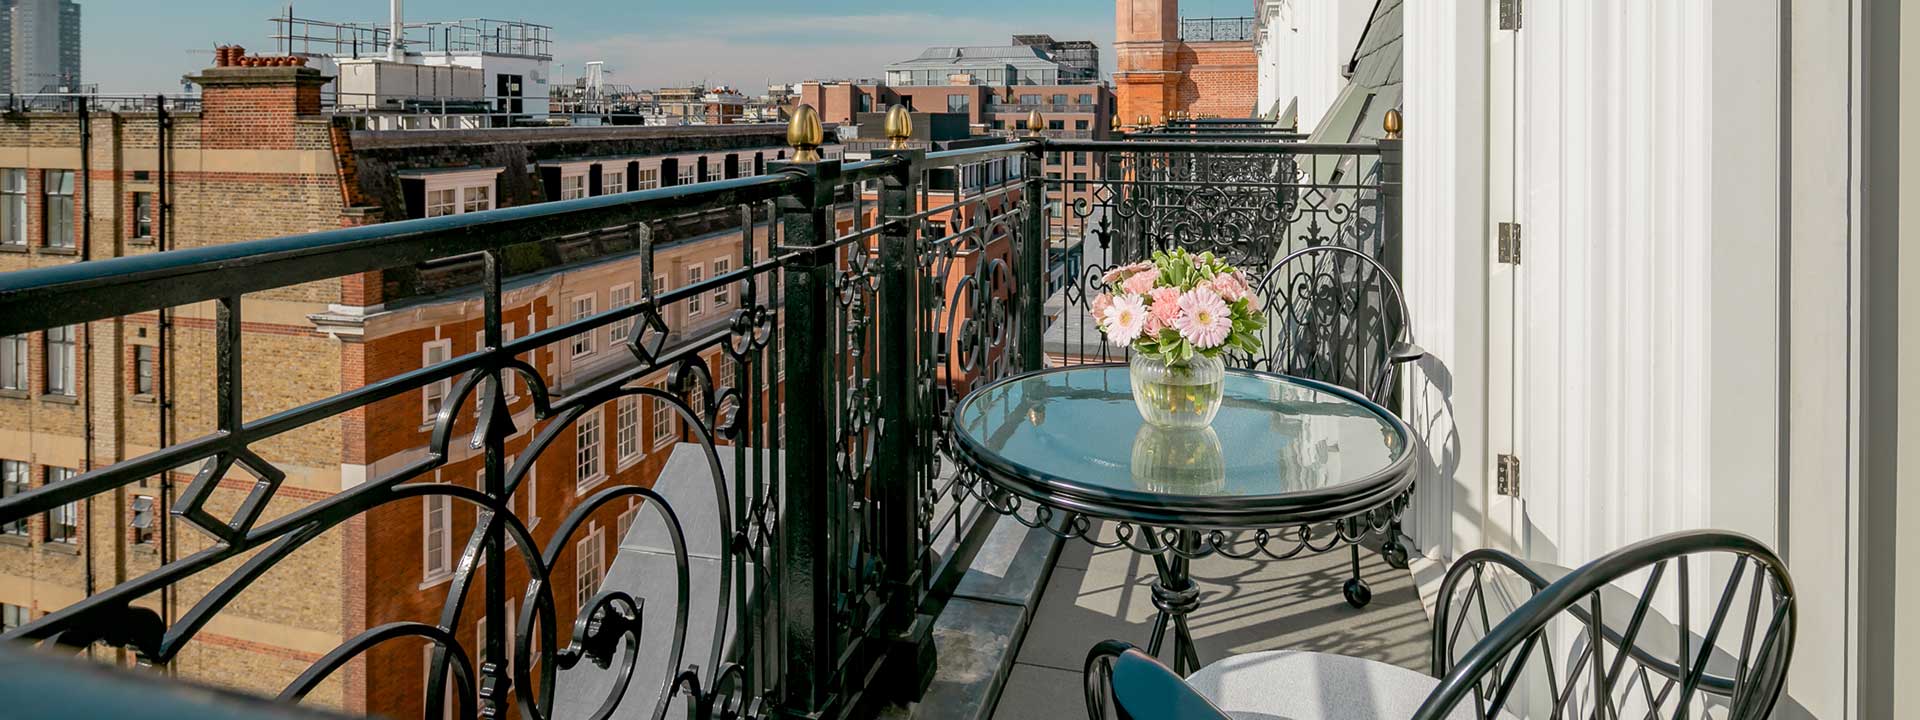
[650,381,677,447]
[678,164,696,186]
[560,174,588,200]
[1076,94,1092,105]
[423,492,452,582]
[717,353,736,384]
[946,95,969,113]
[0,335,25,391]
[635,167,660,190]
[461,185,491,214]
[575,525,604,611]
[44,467,76,544]
[426,188,458,217]
[616,499,639,541]
[711,259,730,307]
[1075,120,1089,131]
[1050,94,1068,105]
[131,495,156,545]
[616,395,641,464]
[1019,94,1040,105]
[134,345,155,395]
[576,412,603,490]
[685,266,704,317]
[570,295,596,358]
[44,170,74,249]
[422,340,451,423]
[608,284,635,344]
[1048,120,1065,131]
[602,168,626,195]
[1,603,25,631]
[0,170,24,247]
[132,192,155,240]
[45,325,75,396]
[1,460,28,536]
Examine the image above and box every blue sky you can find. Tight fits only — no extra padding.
[84,0,1250,94]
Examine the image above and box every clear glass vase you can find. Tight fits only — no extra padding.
[1130,425,1226,494]
[1128,353,1226,428]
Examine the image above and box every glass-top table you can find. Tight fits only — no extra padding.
[951,364,1416,674]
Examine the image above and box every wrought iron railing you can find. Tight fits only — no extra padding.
[0,119,1401,719]
[1177,16,1258,43]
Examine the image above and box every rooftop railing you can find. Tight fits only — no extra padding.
[0,109,1401,719]
[1178,16,1258,43]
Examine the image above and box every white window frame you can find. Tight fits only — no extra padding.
[524,462,539,528]
[635,165,661,190]
[685,266,704,317]
[576,411,604,492]
[711,259,731,307]
[43,170,74,249]
[608,284,636,344]
[45,467,76,544]
[717,352,737,385]
[45,325,76,396]
[1,460,29,537]
[422,339,452,424]
[0,334,25,391]
[616,498,639,542]
[678,162,697,186]
[575,523,604,611]
[615,395,641,466]
[422,490,452,584]
[0,169,23,247]
[601,166,626,196]
[569,295,596,358]
[426,187,458,218]
[560,173,588,200]
[650,381,677,448]
[423,643,457,720]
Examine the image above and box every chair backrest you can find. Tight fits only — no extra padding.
[1422,531,1797,720]
[1245,244,1410,403]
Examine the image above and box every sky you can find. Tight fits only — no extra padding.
[81,0,1252,95]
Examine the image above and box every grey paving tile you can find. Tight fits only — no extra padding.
[955,515,1064,607]
[990,663,1085,720]
[877,598,1030,720]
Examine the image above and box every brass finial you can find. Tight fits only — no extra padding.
[1383,109,1402,140]
[787,104,824,162]
[1110,114,1121,132]
[1027,109,1044,137]
[1137,114,1149,127]
[884,105,912,150]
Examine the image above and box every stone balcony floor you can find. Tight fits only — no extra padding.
[991,527,1429,719]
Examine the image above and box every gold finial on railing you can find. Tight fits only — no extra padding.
[884,104,913,150]
[787,104,824,162]
[1111,114,1121,132]
[1137,114,1149,127]
[1027,109,1045,137]
[1383,108,1402,140]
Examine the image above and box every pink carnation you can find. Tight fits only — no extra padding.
[1174,287,1233,349]
[1090,292,1114,323]
[1208,271,1251,303]
[1120,267,1161,295]
[1147,287,1182,326]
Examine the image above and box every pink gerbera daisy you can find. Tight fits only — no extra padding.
[1103,293,1150,345]
[1174,287,1233,349]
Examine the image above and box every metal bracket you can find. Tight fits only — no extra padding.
[1497,222,1523,265]
[1496,454,1521,497]
[1500,0,1524,30]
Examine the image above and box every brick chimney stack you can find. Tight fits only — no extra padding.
[184,64,330,149]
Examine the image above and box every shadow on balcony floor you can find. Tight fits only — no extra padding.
[993,523,1428,719]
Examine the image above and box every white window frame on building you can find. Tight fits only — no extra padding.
[569,295,596,358]
[43,170,74,249]
[45,325,76,396]
[650,380,677,449]
[576,410,604,492]
[44,467,76,544]
[635,165,661,190]
[615,395,642,467]
[0,603,26,632]
[711,259,731,307]
[0,334,26,391]
[402,168,502,219]
[601,164,626,195]
[0,169,24,248]
[0,460,28,536]
[608,284,636,344]
[422,338,452,424]
[685,265,704,317]
[132,191,155,241]
[560,172,588,200]
[422,488,452,584]
[616,498,639,542]
[575,523,605,611]
[678,159,697,186]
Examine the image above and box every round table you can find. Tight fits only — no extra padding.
[950,364,1416,675]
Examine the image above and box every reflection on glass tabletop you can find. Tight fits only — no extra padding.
[953,365,1409,505]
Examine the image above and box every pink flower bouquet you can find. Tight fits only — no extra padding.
[1093,249,1265,365]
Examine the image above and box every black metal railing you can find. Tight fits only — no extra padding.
[1178,16,1257,43]
[0,126,1400,719]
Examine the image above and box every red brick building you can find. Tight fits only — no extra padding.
[1115,0,1259,123]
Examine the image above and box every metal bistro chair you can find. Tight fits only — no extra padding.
[1247,244,1424,607]
[1084,530,1797,720]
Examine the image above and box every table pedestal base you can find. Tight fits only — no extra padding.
[1145,529,1203,675]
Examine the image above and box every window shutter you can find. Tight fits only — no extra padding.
[400,177,426,219]
[696,157,709,183]
[660,159,679,187]
[588,165,603,196]
[724,154,739,179]
[626,161,639,190]
[539,166,562,202]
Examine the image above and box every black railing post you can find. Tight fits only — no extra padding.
[1018,132,1047,372]
[1377,110,1403,287]
[874,123,937,700]
[772,106,844,716]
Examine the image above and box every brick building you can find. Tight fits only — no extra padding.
[1115,0,1259,123]
[0,61,820,715]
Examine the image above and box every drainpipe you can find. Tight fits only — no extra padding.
[77,97,97,618]
[154,97,175,650]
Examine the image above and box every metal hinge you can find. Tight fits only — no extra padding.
[1497,222,1522,264]
[1499,0,1524,30]
[1496,454,1521,496]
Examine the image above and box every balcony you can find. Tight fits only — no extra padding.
[0,118,1403,719]
[1177,17,1257,44]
